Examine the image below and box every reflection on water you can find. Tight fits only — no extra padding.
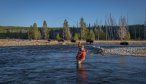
[76,63,87,84]
[119,56,127,68]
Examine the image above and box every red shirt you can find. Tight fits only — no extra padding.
[76,48,87,61]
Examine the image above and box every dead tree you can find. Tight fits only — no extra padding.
[118,16,128,40]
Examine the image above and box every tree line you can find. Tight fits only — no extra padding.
[0,17,145,40]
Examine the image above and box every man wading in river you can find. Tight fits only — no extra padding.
[76,42,87,64]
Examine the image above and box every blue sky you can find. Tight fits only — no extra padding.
[0,0,146,27]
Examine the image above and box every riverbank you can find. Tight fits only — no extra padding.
[0,39,60,46]
[0,39,146,46]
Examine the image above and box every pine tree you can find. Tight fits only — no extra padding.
[73,33,79,40]
[33,23,41,40]
[42,20,49,40]
[28,25,33,40]
[56,33,61,40]
[80,17,87,40]
[6,29,10,39]
[98,29,105,40]
[87,29,95,40]
[63,19,71,40]
[93,27,98,40]
[93,26,105,40]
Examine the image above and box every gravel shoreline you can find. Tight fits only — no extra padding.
[103,47,146,56]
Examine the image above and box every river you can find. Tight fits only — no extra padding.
[0,44,146,84]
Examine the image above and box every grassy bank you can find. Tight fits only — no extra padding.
[0,39,59,46]
[0,39,145,46]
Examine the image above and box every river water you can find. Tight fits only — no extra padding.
[0,44,146,84]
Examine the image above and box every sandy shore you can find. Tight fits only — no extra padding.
[0,39,145,46]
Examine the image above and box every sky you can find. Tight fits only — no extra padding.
[0,0,146,27]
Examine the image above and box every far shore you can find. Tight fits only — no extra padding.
[0,39,145,47]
